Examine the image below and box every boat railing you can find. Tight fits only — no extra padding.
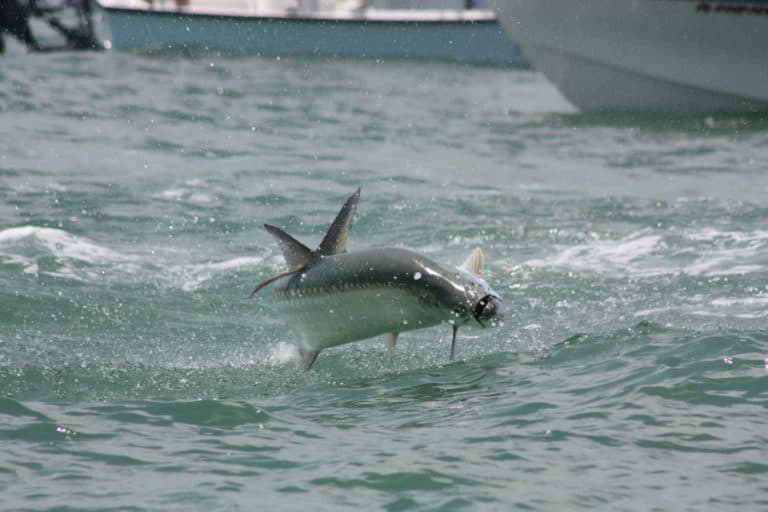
[97,0,491,16]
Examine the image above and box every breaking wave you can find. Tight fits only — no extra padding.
[524,227,768,278]
[0,225,138,280]
[0,225,263,290]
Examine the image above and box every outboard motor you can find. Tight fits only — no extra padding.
[0,0,39,51]
[1,0,101,53]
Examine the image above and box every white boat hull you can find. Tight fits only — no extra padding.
[96,2,526,65]
[490,0,768,111]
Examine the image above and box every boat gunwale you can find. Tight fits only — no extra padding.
[96,2,499,25]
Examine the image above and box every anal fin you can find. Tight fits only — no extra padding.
[298,347,321,370]
[385,332,399,353]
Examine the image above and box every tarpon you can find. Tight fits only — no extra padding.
[252,188,504,369]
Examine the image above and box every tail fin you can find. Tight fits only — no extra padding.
[252,188,360,296]
[264,224,313,270]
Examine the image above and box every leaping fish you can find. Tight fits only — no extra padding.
[251,188,504,369]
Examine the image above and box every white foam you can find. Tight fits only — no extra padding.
[525,227,768,278]
[188,193,213,204]
[635,287,768,320]
[266,342,300,366]
[199,257,263,273]
[158,188,187,200]
[155,183,215,204]
[0,226,268,289]
[45,182,68,192]
[710,295,768,308]
[0,226,130,263]
[178,256,264,291]
[526,229,663,276]
[0,226,136,279]
[687,228,768,244]
[634,307,672,317]
[683,229,768,277]
[707,295,768,318]
[685,260,763,277]
[0,253,39,276]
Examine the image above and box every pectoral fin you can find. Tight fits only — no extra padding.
[449,325,459,361]
[385,332,399,352]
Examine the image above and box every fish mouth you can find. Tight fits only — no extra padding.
[473,294,504,327]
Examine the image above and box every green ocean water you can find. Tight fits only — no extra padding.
[1,50,768,511]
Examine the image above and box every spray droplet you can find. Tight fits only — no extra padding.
[56,425,76,436]
[413,272,422,281]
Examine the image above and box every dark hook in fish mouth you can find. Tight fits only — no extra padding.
[473,294,504,327]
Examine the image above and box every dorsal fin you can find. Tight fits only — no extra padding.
[316,188,360,256]
[461,247,484,277]
[264,224,313,270]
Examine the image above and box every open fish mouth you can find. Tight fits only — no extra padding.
[473,294,504,327]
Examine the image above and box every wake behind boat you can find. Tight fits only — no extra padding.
[490,0,768,112]
[96,0,526,65]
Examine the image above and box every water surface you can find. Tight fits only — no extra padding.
[1,51,767,511]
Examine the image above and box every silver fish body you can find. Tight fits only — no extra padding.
[271,248,503,351]
[252,188,504,369]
